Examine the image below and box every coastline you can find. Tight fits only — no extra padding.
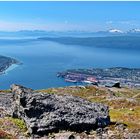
[57,67,140,88]
[0,56,20,75]
[4,64,19,75]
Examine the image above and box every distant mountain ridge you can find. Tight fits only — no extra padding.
[39,36,140,49]
[1,29,140,38]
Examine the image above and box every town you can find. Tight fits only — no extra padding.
[57,67,140,88]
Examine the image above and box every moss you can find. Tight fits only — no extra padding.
[8,118,27,132]
[0,117,28,138]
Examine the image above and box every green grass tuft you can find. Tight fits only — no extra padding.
[8,117,27,132]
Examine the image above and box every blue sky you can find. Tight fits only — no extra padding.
[0,1,140,31]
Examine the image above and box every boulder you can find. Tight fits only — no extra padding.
[112,82,121,88]
[11,84,110,137]
[105,82,121,88]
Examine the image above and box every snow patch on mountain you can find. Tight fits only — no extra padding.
[109,29,123,33]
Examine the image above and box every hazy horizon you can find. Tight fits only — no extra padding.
[0,1,140,32]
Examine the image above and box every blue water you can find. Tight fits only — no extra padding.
[0,38,140,89]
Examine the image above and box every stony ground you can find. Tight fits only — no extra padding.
[0,85,140,139]
[0,90,28,139]
[37,86,140,139]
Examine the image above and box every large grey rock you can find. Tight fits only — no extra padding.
[11,84,110,136]
[0,92,13,117]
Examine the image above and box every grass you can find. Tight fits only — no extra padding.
[0,117,27,138]
[8,117,27,132]
[37,85,140,134]
[1,85,139,138]
[37,88,58,94]
[0,89,11,93]
[109,107,140,130]
[0,129,14,139]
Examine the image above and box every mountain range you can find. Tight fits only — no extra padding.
[1,29,140,38]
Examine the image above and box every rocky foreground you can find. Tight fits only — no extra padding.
[0,84,140,139]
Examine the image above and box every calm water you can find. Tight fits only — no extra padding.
[0,38,140,89]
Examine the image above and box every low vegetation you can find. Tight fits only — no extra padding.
[0,117,27,138]
[0,85,140,138]
[37,85,140,137]
[0,129,14,139]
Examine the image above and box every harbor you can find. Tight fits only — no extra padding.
[57,67,140,88]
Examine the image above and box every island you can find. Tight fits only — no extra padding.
[0,55,19,74]
[57,67,140,88]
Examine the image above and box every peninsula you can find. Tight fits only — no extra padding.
[0,55,18,74]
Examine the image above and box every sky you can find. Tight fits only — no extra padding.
[0,1,140,31]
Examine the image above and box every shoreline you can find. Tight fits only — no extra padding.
[0,56,20,75]
[57,67,140,88]
[4,64,19,75]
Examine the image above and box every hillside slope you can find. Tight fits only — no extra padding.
[0,85,140,139]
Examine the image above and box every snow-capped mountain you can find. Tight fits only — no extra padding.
[1,28,140,38]
[128,29,140,33]
[108,29,124,33]
[93,29,125,36]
